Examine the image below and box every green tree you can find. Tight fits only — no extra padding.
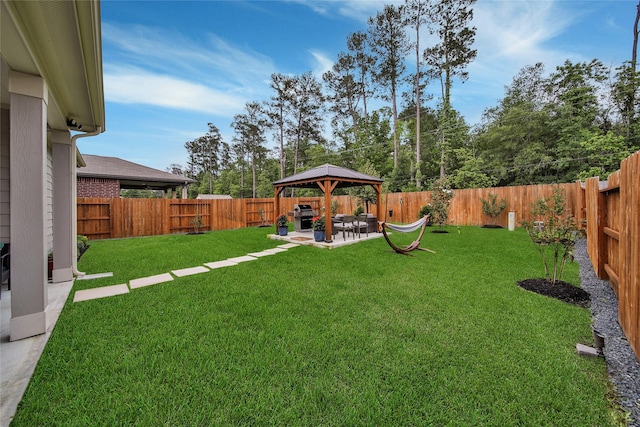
[368,4,410,169]
[404,0,432,188]
[323,52,363,149]
[612,60,640,149]
[287,72,325,184]
[544,60,609,181]
[265,73,295,180]
[347,30,376,118]
[231,101,268,198]
[424,0,477,178]
[449,146,496,189]
[185,123,226,194]
[349,160,380,213]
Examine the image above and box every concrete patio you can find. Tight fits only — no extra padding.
[0,280,74,427]
[268,230,384,248]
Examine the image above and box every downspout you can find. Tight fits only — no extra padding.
[71,126,102,276]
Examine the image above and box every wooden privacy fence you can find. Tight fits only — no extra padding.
[330,182,578,227]
[79,183,579,240]
[78,197,324,239]
[581,150,639,360]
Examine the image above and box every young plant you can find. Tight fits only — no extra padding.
[429,177,454,228]
[481,193,507,226]
[418,204,434,225]
[522,188,583,284]
[331,199,339,216]
[190,213,204,234]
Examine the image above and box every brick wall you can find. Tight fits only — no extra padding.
[77,177,120,198]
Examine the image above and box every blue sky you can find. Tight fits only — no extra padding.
[80,0,635,172]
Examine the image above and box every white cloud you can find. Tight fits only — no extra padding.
[102,22,277,111]
[309,50,334,78]
[104,66,246,116]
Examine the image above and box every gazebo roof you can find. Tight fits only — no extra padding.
[272,164,383,189]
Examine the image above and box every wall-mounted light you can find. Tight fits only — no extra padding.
[67,118,82,130]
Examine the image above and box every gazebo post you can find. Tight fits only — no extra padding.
[375,184,382,232]
[274,187,283,233]
[324,179,332,241]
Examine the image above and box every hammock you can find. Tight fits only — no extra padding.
[381,215,435,255]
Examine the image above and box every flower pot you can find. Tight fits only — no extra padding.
[314,230,325,242]
[278,227,288,236]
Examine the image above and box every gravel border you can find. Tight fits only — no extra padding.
[575,239,640,426]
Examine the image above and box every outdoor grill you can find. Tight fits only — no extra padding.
[293,204,318,232]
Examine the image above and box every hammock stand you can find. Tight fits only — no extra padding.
[381,215,435,255]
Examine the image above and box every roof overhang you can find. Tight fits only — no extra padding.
[1,0,106,133]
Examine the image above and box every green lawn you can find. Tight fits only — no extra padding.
[12,227,619,426]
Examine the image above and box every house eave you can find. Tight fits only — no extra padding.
[1,0,105,133]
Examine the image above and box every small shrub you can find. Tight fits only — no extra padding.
[77,235,90,260]
[353,205,364,217]
[190,214,204,233]
[429,177,454,228]
[521,188,584,284]
[481,193,507,226]
[331,199,339,216]
[418,204,434,225]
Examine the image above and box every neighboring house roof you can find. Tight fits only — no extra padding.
[196,194,233,200]
[272,163,384,189]
[78,154,196,190]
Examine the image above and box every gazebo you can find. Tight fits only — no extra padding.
[272,164,384,241]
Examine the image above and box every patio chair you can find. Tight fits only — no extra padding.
[333,215,355,241]
[354,214,369,238]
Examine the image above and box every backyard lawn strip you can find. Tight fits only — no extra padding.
[11,227,617,426]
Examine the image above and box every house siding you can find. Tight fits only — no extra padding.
[0,107,9,243]
[77,177,120,198]
[46,148,53,251]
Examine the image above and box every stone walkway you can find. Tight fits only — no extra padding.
[72,243,300,303]
[0,242,300,426]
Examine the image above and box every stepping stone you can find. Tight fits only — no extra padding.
[204,260,238,269]
[76,272,114,281]
[247,251,276,257]
[129,273,174,289]
[576,343,601,357]
[74,284,129,302]
[278,243,299,249]
[226,255,258,263]
[172,266,210,277]
[263,247,288,254]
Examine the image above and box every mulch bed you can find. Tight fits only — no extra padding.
[518,278,590,308]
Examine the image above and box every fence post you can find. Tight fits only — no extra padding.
[585,177,607,279]
[619,151,640,359]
